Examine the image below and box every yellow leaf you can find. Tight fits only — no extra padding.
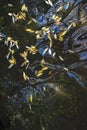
[21,4,28,12]
[25,28,35,33]
[41,59,45,66]
[58,36,63,41]
[43,27,49,32]
[58,29,67,41]
[36,72,43,77]
[7,37,12,41]
[47,32,52,48]
[35,30,42,34]
[26,46,38,54]
[29,94,33,103]
[58,30,67,37]
[42,67,48,71]
[8,56,16,64]
[72,22,76,27]
[54,34,57,39]
[36,34,42,39]
[20,51,28,60]
[16,12,26,20]
[23,72,29,80]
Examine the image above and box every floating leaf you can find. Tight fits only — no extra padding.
[56,6,63,12]
[29,94,33,103]
[21,60,29,68]
[42,67,48,71]
[47,32,52,48]
[45,0,53,6]
[20,51,28,60]
[63,2,69,10]
[72,22,76,27]
[25,28,35,33]
[48,48,52,55]
[36,34,42,39]
[26,46,38,54]
[6,49,15,59]
[16,12,26,20]
[54,34,57,39]
[23,72,29,80]
[8,56,16,64]
[8,56,16,68]
[43,48,48,55]
[59,55,64,61]
[21,4,28,12]
[6,37,19,49]
[36,72,43,77]
[42,27,50,32]
[41,59,45,66]
[58,29,67,41]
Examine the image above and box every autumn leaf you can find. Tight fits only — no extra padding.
[29,94,33,103]
[25,28,35,33]
[47,32,52,48]
[8,56,16,64]
[23,72,29,80]
[21,4,28,12]
[20,51,28,60]
[26,46,38,54]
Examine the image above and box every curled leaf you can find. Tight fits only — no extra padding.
[58,29,67,41]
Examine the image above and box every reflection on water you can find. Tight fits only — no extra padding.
[0,0,87,130]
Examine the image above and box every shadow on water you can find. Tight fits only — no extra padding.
[0,0,87,130]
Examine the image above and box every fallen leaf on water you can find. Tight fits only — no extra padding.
[29,94,33,103]
[8,56,16,64]
[26,46,38,54]
[72,22,76,27]
[16,12,26,20]
[45,0,53,6]
[8,56,16,68]
[36,72,43,77]
[56,6,63,12]
[21,60,29,67]
[41,59,45,66]
[47,32,52,48]
[54,34,57,39]
[59,55,64,61]
[21,4,28,12]
[20,51,28,60]
[42,67,48,71]
[23,72,29,80]
[58,29,67,41]
[43,48,48,55]
[25,28,35,33]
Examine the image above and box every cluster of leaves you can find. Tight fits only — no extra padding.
[0,1,77,82]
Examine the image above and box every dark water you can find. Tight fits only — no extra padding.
[0,0,87,130]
